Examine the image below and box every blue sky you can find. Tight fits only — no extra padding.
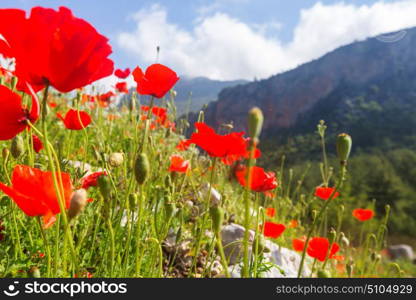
[1,0,415,84]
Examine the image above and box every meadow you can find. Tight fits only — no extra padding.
[0,6,414,278]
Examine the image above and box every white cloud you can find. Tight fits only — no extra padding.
[118,1,416,80]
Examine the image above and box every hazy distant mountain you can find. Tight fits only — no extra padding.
[197,27,416,139]
[173,76,248,115]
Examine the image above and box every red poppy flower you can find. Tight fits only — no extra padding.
[263,221,286,239]
[176,139,191,151]
[32,134,43,153]
[81,171,107,189]
[235,166,278,192]
[292,236,307,252]
[97,91,115,107]
[221,139,261,165]
[115,81,129,94]
[0,84,39,140]
[168,155,190,173]
[315,187,340,200]
[188,123,247,158]
[352,208,374,222]
[0,7,114,93]
[0,165,72,228]
[132,63,179,98]
[57,109,92,130]
[307,237,340,262]
[288,219,298,228]
[265,207,276,218]
[114,68,131,79]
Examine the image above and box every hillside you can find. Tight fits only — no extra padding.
[199,27,416,134]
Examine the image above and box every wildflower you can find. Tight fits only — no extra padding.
[114,68,131,79]
[315,186,339,200]
[307,237,340,262]
[97,91,115,107]
[32,134,43,153]
[176,139,191,151]
[235,166,278,192]
[292,236,307,252]
[0,6,113,93]
[263,221,286,239]
[0,165,72,228]
[57,109,91,130]
[168,155,190,173]
[132,64,179,98]
[352,208,374,222]
[81,172,107,189]
[0,84,39,140]
[221,138,261,165]
[115,81,129,94]
[265,207,276,218]
[288,219,298,228]
[189,123,247,158]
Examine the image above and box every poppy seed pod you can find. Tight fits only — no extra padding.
[248,107,264,140]
[134,153,150,185]
[68,189,88,219]
[209,206,224,234]
[336,133,352,165]
[98,174,112,199]
[11,135,24,158]
[108,152,124,167]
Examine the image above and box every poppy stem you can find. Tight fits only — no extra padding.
[39,85,79,275]
[297,165,346,278]
[36,217,51,277]
[242,142,256,277]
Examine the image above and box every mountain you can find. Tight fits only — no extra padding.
[198,27,416,136]
[173,76,248,115]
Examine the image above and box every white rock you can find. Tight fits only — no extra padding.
[221,223,310,278]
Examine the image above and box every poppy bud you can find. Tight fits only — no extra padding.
[248,107,264,140]
[98,174,112,199]
[108,152,124,167]
[11,135,24,159]
[28,266,41,278]
[134,153,150,185]
[317,269,331,278]
[68,189,88,220]
[129,194,138,210]
[336,133,352,165]
[11,76,18,91]
[252,234,270,254]
[2,148,10,161]
[210,206,224,233]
